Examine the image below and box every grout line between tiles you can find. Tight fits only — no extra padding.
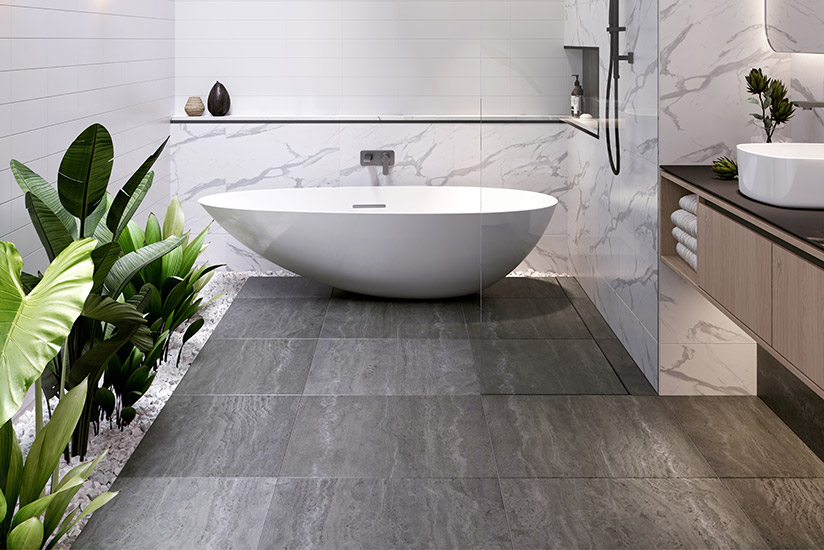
[660,398,772,548]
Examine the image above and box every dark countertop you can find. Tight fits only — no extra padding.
[661,165,824,252]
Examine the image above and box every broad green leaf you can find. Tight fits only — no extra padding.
[90,242,122,294]
[114,172,153,242]
[10,160,77,238]
[104,236,186,300]
[43,451,107,539]
[181,224,210,274]
[162,196,185,239]
[106,137,168,234]
[7,517,43,550]
[144,213,162,246]
[46,491,117,548]
[161,245,183,282]
[12,478,82,529]
[19,272,41,294]
[0,421,24,536]
[25,193,74,262]
[118,221,144,256]
[57,123,114,225]
[19,381,87,507]
[0,239,95,425]
[83,192,111,239]
[82,295,146,326]
[177,318,204,368]
[142,214,163,285]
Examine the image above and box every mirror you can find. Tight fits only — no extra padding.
[766,0,824,53]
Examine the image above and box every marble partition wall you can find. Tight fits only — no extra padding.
[565,0,661,388]
[170,121,571,274]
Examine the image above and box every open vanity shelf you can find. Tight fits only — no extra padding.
[660,166,824,400]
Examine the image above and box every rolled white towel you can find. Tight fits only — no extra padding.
[676,242,698,272]
[671,209,698,237]
[679,194,698,215]
[672,226,698,254]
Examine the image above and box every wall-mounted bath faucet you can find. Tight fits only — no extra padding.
[793,101,824,110]
[361,150,395,175]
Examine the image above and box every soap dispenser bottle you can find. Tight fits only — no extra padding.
[570,74,584,117]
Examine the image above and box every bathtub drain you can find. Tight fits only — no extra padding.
[352,204,387,209]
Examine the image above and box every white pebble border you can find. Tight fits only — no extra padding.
[11,269,559,548]
[12,270,292,549]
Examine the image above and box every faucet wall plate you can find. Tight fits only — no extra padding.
[360,150,395,167]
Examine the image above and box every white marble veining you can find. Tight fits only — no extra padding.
[171,122,570,273]
[659,0,790,164]
[659,343,756,396]
[766,0,824,54]
[565,0,660,388]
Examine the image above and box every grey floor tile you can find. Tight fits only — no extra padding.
[321,298,468,339]
[556,276,588,298]
[725,478,824,550]
[481,277,566,298]
[73,477,278,550]
[176,339,316,395]
[238,276,333,298]
[472,339,626,395]
[664,396,824,478]
[304,339,480,395]
[212,298,328,338]
[484,395,714,478]
[570,297,617,339]
[280,396,496,478]
[464,298,590,339]
[119,395,299,477]
[257,478,511,550]
[597,339,657,395]
[501,478,767,549]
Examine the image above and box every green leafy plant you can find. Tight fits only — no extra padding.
[93,197,218,431]
[0,239,116,549]
[11,124,184,459]
[745,67,795,143]
[711,156,738,180]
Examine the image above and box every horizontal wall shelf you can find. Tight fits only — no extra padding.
[169,115,568,124]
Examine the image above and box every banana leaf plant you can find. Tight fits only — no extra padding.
[94,197,219,430]
[0,239,116,549]
[11,123,185,459]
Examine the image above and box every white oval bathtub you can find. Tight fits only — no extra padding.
[199,186,557,299]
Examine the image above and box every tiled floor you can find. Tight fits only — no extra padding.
[74,277,824,550]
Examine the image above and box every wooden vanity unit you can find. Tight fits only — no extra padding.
[660,166,824,400]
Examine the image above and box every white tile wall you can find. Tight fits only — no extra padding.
[0,0,175,273]
[174,0,569,117]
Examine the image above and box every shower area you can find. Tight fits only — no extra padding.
[171,0,659,387]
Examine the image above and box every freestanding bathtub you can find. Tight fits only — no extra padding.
[199,186,557,299]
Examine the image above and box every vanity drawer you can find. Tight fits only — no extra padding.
[698,205,772,338]
[773,245,824,388]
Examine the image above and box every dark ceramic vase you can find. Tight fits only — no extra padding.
[208,81,231,116]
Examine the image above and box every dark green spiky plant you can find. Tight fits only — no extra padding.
[745,67,795,143]
[713,68,796,178]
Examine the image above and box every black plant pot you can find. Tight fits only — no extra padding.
[208,81,231,116]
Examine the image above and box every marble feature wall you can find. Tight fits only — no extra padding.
[659,0,790,164]
[564,0,660,388]
[175,0,569,117]
[170,121,571,274]
[0,1,174,273]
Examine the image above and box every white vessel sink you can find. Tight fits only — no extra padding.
[737,143,824,209]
